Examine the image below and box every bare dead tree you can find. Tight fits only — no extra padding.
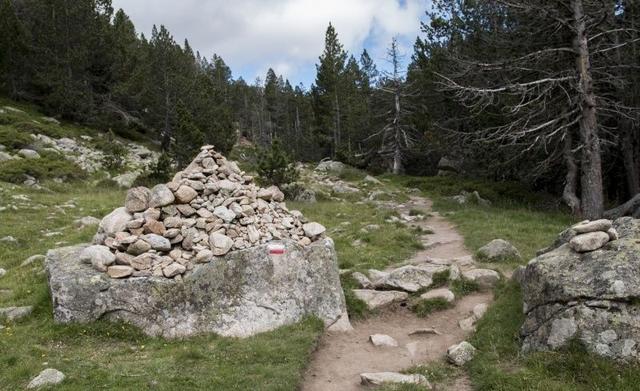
[368,38,418,174]
[434,0,640,219]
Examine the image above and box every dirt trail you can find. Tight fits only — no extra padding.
[302,195,490,391]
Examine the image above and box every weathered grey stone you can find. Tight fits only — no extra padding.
[447,341,476,366]
[303,222,326,238]
[375,265,434,293]
[107,265,134,279]
[462,269,501,289]
[149,184,175,208]
[142,234,171,252]
[0,268,5,278]
[125,187,151,213]
[127,240,151,256]
[18,149,40,159]
[27,368,65,389]
[477,239,521,262]
[473,303,488,320]
[94,207,132,243]
[351,271,373,289]
[369,334,398,347]
[213,206,236,223]
[521,218,640,361]
[0,306,33,321]
[360,372,430,388]
[352,289,408,310]
[163,262,186,278]
[21,254,46,267]
[572,219,613,234]
[209,233,234,256]
[569,231,610,252]
[174,185,198,203]
[316,160,345,172]
[45,240,346,338]
[420,288,455,303]
[73,216,101,229]
[79,245,115,272]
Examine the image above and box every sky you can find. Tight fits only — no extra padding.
[111,0,431,88]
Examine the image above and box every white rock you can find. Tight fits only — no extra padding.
[18,149,40,159]
[149,184,175,208]
[21,254,46,267]
[473,303,488,320]
[360,372,430,388]
[27,368,65,389]
[209,233,234,256]
[569,231,610,253]
[73,216,101,229]
[97,207,132,239]
[0,268,5,278]
[462,269,501,289]
[80,245,116,272]
[572,219,613,234]
[303,222,326,238]
[369,334,398,347]
[213,206,236,223]
[352,289,408,310]
[420,288,455,303]
[447,341,476,366]
[351,271,373,288]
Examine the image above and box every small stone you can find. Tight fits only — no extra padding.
[163,262,186,278]
[115,252,134,265]
[27,368,65,389]
[130,254,154,270]
[462,269,501,289]
[213,206,236,223]
[143,220,166,235]
[472,303,488,320]
[572,219,613,234]
[80,245,115,272]
[352,289,408,310]
[107,265,134,279]
[0,306,33,321]
[369,334,398,347]
[303,222,326,238]
[0,268,5,278]
[607,228,619,241]
[477,239,521,262]
[209,233,234,256]
[351,271,373,288]
[409,328,441,336]
[125,187,151,213]
[18,149,40,159]
[149,184,175,208]
[142,234,171,251]
[21,254,46,267]
[458,316,476,332]
[420,288,455,303]
[447,341,476,366]
[196,249,213,263]
[174,185,198,203]
[127,240,152,255]
[73,216,101,229]
[360,372,430,388]
[569,231,610,253]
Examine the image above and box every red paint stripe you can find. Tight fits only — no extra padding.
[269,249,285,255]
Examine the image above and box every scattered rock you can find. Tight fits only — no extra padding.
[0,268,4,278]
[374,265,435,293]
[303,222,326,238]
[316,160,345,172]
[420,288,455,302]
[409,328,441,336]
[448,190,490,206]
[0,306,33,321]
[477,239,521,262]
[462,269,501,289]
[473,303,488,320]
[18,149,40,159]
[458,316,476,332]
[364,175,382,184]
[73,216,101,229]
[360,372,431,388]
[352,289,408,310]
[447,341,476,366]
[0,236,17,244]
[80,245,115,272]
[351,271,373,288]
[27,368,65,389]
[369,334,399,347]
[21,254,46,267]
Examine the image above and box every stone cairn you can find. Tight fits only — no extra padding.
[567,219,618,253]
[91,145,327,280]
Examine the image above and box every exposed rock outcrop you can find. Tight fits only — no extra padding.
[521,217,640,361]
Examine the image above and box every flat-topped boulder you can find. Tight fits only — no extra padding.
[521,217,640,361]
[46,239,347,338]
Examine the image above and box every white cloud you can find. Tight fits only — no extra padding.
[111,0,428,85]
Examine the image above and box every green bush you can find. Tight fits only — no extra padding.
[94,131,128,171]
[0,150,87,183]
[13,121,64,138]
[411,297,453,317]
[257,139,299,186]
[0,125,33,150]
[134,153,174,187]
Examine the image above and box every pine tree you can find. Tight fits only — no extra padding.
[172,101,204,168]
[0,0,29,98]
[312,23,347,158]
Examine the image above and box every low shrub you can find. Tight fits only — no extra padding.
[0,125,33,150]
[0,150,86,183]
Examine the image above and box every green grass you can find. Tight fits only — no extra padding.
[451,277,480,298]
[0,182,324,390]
[410,297,453,317]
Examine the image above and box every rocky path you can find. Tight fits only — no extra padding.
[302,195,493,390]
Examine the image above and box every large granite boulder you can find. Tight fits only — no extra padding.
[521,217,640,361]
[46,238,347,338]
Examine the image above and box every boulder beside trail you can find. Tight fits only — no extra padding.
[521,217,640,361]
[477,239,521,262]
[46,239,347,338]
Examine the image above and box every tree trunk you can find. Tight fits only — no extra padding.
[620,119,640,196]
[562,130,582,216]
[334,91,341,159]
[572,0,604,219]
[392,88,402,175]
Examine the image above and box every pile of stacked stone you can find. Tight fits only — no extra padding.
[89,145,327,280]
[567,219,618,253]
